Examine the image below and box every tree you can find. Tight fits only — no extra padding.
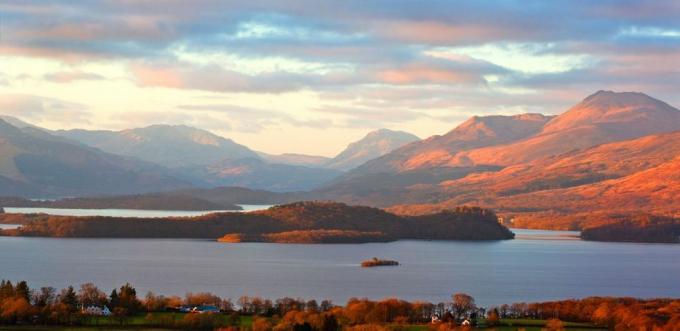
[59,286,78,310]
[451,293,475,320]
[306,300,319,313]
[252,317,273,331]
[0,280,14,299]
[486,308,500,326]
[0,297,33,323]
[144,291,170,312]
[117,283,142,314]
[110,289,119,308]
[320,300,334,312]
[15,281,30,302]
[33,287,56,307]
[78,283,107,307]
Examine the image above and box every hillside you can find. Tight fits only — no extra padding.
[259,153,331,167]
[0,201,514,242]
[56,124,258,168]
[0,119,191,197]
[319,91,680,226]
[325,129,420,171]
[188,157,342,192]
[448,91,680,168]
[350,114,552,174]
[56,123,341,191]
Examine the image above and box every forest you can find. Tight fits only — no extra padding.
[0,202,514,242]
[0,280,678,330]
[580,214,680,243]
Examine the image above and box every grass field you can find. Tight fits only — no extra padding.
[0,315,604,330]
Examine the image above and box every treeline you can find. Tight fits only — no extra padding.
[0,201,514,242]
[1,280,678,330]
[581,214,680,243]
[218,230,394,244]
[486,297,680,330]
[0,186,300,212]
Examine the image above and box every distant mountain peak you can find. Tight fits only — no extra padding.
[325,129,420,171]
[542,90,680,134]
[56,124,257,168]
[581,90,670,108]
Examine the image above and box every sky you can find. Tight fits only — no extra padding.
[1,1,679,156]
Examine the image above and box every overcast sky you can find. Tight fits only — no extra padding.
[1,1,679,156]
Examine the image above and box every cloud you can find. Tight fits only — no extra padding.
[178,103,332,133]
[43,71,105,83]
[0,94,92,124]
[2,0,680,154]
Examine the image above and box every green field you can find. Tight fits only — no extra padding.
[0,312,253,330]
[0,315,604,330]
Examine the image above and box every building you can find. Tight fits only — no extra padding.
[82,305,111,316]
[192,305,220,314]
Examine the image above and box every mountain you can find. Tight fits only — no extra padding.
[313,113,553,204]
[447,91,680,168]
[351,114,553,174]
[0,116,43,130]
[320,91,680,214]
[0,119,191,197]
[259,153,331,167]
[56,125,258,168]
[186,157,342,192]
[324,129,420,171]
[54,123,344,191]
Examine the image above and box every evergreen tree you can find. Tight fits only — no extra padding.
[59,286,78,310]
[110,289,120,308]
[0,280,14,299]
[15,281,30,302]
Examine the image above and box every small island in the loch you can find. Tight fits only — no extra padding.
[361,257,399,267]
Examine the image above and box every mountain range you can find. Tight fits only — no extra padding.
[0,117,419,196]
[0,119,190,197]
[2,90,680,231]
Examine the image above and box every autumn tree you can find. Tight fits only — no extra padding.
[33,286,56,307]
[451,293,475,320]
[252,317,274,331]
[486,308,500,326]
[78,283,107,307]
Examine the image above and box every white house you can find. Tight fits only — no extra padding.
[82,305,112,316]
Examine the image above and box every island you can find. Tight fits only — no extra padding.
[361,257,399,267]
[0,201,515,243]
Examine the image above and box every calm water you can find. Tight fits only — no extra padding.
[0,229,678,306]
[3,204,271,218]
